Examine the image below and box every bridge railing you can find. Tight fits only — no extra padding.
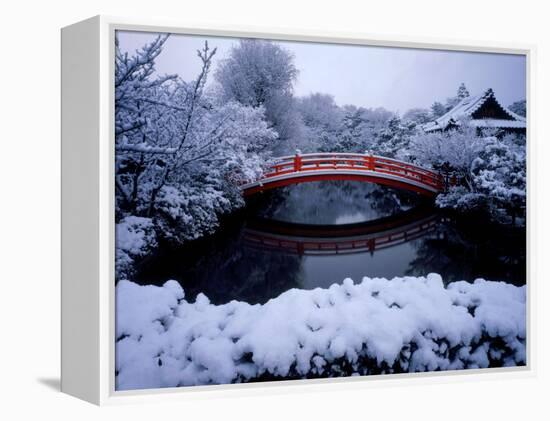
[263,152,445,191]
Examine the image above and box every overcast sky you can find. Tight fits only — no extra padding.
[117,30,526,114]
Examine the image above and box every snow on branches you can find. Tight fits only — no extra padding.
[406,122,526,224]
[114,35,277,265]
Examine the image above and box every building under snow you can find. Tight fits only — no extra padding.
[422,88,526,134]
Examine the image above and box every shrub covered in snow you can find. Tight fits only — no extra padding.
[115,274,526,390]
[470,135,526,224]
[406,122,485,181]
[115,216,157,279]
[153,182,236,244]
[406,124,526,224]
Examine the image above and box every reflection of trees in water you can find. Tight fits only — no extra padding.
[186,245,304,305]
[406,217,526,286]
[135,216,304,305]
[367,184,424,215]
[258,181,426,224]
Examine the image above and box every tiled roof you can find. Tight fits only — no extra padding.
[422,89,526,132]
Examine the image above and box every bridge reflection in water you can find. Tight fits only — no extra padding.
[243,207,441,256]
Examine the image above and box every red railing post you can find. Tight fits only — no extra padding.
[294,150,302,172]
[368,151,376,171]
[365,151,374,171]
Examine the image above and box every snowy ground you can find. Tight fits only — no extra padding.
[115,274,526,390]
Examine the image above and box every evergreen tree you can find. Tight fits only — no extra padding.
[457,82,470,99]
[443,83,471,113]
[508,99,527,117]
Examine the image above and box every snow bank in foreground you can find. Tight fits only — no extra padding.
[115,275,526,390]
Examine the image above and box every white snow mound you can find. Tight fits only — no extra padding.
[115,274,526,390]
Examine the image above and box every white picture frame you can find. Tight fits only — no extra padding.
[61,15,535,405]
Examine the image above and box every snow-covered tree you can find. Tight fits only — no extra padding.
[407,121,483,185]
[428,84,470,120]
[116,39,219,217]
[115,34,177,215]
[296,93,342,130]
[376,116,417,158]
[407,121,525,224]
[430,101,447,118]
[470,135,526,224]
[457,82,470,99]
[361,107,395,125]
[311,104,397,154]
[314,106,362,153]
[402,108,432,124]
[215,40,297,107]
[115,35,277,260]
[508,99,527,117]
[293,93,342,152]
[215,39,299,145]
[443,82,471,111]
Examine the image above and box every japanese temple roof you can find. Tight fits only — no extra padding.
[422,88,526,132]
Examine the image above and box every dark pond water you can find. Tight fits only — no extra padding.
[134,181,526,305]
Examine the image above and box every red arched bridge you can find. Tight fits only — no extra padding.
[240,153,447,197]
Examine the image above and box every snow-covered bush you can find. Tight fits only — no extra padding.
[115,216,158,279]
[152,181,237,244]
[406,122,484,183]
[435,186,486,212]
[203,101,278,183]
[116,274,526,390]
[406,124,526,224]
[471,135,526,224]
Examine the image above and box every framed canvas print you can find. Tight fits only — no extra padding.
[61,16,532,405]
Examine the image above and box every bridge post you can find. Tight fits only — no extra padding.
[294,149,302,172]
[441,172,449,192]
[364,150,374,170]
